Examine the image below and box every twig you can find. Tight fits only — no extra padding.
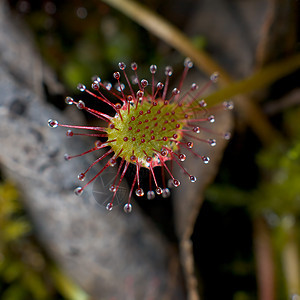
[253,217,275,300]
[282,218,300,296]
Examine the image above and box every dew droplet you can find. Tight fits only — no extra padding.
[127,95,134,104]
[184,57,193,68]
[193,127,201,134]
[210,72,219,83]
[109,157,117,167]
[161,149,168,156]
[179,153,186,161]
[76,6,87,19]
[199,100,207,107]
[135,188,144,197]
[150,64,157,74]
[173,179,181,187]
[66,130,73,137]
[77,83,86,92]
[65,96,74,105]
[78,173,85,181]
[208,139,216,146]
[104,82,112,90]
[223,100,234,110]
[157,82,164,89]
[131,76,138,85]
[189,175,197,183]
[45,1,56,14]
[136,90,144,98]
[172,88,180,95]
[116,83,125,92]
[74,187,83,196]
[106,203,113,211]
[156,187,162,195]
[202,156,210,164]
[131,62,138,71]
[17,1,30,13]
[291,294,300,300]
[191,83,198,91]
[141,79,148,88]
[224,132,231,140]
[95,140,102,148]
[123,203,132,213]
[147,190,155,200]
[91,80,100,90]
[163,136,168,142]
[115,103,122,110]
[165,66,173,76]
[167,179,173,188]
[109,184,116,192]
[91,75,101,82]
[162,188,170,198]
[48,119,58,128]
[118,62,126,70]
[187,142,193,149]
[76,100,85,110]
[64,153,70,161]
[208,115,215,123]
[113,72,120,80]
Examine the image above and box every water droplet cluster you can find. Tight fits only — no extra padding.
[48,58,233,212]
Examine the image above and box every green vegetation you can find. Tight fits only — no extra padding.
[0,181,89,300]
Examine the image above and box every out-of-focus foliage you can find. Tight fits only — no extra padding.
[207,106,300,217]
[0,181,88,300]
[204,106,300,298]
[255,109,300,216]
[10,0,162,91]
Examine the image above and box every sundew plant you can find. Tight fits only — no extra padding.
[7,0,300,299]
[48,58,233,212]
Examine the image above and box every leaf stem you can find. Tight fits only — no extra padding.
[205,54,300,105]
[253,217,275,300]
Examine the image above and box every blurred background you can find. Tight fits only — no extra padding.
[1,0,300,299]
